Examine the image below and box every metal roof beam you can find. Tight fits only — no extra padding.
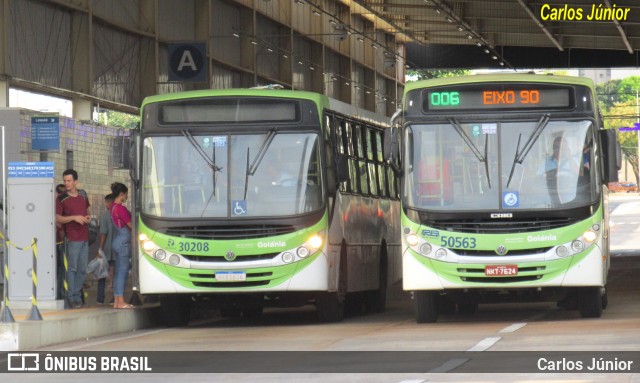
[603,0,633,53]
[516,0,564,51]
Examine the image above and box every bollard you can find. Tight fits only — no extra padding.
[27,238,42,321]
[63,238,71,309]
[0,228,15,323]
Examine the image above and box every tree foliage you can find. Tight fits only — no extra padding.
[96,110,139,129]
[406,69,471,82]
[597,78,639,184]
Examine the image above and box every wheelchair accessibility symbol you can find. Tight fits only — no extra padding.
[502,191,519,208]
[233,200,247,216]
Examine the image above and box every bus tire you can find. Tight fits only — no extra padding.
[242,307,264,318]
[457,302,478,315]
[220,308,242,318]
[578,287,603,318]
[160,295,191,327]
[366,244,388,313]
[414,290,438,323]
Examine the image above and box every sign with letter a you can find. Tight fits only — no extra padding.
[168,42,207,82]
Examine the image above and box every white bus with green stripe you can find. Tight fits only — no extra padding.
[385,74,620,323]
[132,89,401,326]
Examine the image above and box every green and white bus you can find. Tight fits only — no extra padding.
[131,89,401,326]
[385,74,619,323]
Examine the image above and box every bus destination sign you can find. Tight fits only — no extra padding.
[424,85,572,111]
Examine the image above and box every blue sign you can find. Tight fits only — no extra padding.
[232,200,247,216]
[8,162,55,178]
[31,116,60,151]
[502,191,520,208]
[168,42,207,82]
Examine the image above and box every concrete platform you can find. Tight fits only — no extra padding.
[0,301,160,351]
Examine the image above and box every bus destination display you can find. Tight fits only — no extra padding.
[425,86,572,111]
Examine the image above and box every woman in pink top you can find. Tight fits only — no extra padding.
[110,182,134,309]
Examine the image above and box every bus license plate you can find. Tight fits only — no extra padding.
[215,271,246,281]
[485,265,518,276]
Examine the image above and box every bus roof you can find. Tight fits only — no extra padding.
[141,88,327,109]
[404,73,595,95]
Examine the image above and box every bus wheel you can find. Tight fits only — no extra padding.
[220,308,242,318]
[365,245,388,313]
[242,307,264,318]
[414,291,438,323]
[160,295,191,327]
[457,302,478,315]
[316,292,344,322]
[578,287,603,318]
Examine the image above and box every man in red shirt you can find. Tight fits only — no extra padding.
[55,169,91,309]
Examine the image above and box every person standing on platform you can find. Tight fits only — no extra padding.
[55,169,91,309]
[96,193,115,305]
[55,183,66,300]
[110,182,134,309]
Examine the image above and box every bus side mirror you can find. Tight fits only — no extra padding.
[599,129,620,184]
[129,125,140,185]
[383,127,397,163]
[384,109,402,163]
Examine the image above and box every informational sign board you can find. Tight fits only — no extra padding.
[8,162,55,178]
[31,116,60,151]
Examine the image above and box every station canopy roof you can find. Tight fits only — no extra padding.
[358,0,640,69]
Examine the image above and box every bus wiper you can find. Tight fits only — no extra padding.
[506,114,550,188]
[199,143,221,217]
[181,129,223,174]
[449,118,491,188]
[243,128,277,200]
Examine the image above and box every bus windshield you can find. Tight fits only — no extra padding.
[142,132,323,218]
[404,119,598,211]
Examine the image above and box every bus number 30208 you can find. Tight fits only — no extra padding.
[178,241,210,252]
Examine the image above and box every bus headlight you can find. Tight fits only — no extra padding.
[406,234,420,246]
[571,240,585,253]
[435,248,447,259]
[297,246,310,258]
[582,230,597,243]
[282,252,294,263]
[556,246,569,258]
[142,239,157,252]
[169,254,181,266]
[154,249,167,261]
[308,234,323,250]
[419,243,432,256]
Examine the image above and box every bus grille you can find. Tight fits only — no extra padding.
[164,224,296,240]
[455,247,553,257]
[182,253,280,262]
[426,217,577,234]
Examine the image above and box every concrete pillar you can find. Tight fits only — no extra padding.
[0,79,8,107]
[72,98,92,121]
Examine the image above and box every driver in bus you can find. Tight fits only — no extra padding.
[539,136,581,175]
